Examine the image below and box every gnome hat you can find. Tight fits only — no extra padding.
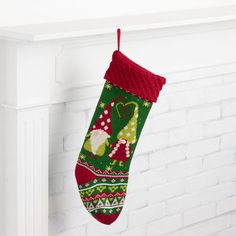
[117,102,138,144]
[90,99,117,136]
[109,139,131,162]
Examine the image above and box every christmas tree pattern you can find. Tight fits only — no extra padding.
[109,102,138,166]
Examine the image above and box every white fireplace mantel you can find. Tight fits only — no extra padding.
[0,6,236,42]
[0,5,236,236]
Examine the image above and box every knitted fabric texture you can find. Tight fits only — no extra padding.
[75,34,166,225]
[104,50,166,103]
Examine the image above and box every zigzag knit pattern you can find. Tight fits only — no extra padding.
[76,159,128,224]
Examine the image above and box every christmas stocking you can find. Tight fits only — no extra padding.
[75,29,166,225]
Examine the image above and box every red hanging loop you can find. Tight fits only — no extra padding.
[117,28,121,51]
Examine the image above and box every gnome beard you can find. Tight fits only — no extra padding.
[90,129,110,155]
[84,96,124,157]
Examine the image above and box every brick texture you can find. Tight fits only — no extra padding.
[49,65,236,236]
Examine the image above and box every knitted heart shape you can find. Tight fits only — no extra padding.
[97,186,107,192]
[86,189,95,196]
[108,186,119,192]
[120,185,127,191]
[116,102,135,120]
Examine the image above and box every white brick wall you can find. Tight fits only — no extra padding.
[48,59,236,236]
[167,215,231,236]
[183,203,216,226]
[147,214,182,236]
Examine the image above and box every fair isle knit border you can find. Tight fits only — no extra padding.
[77,159,129,177]
[88,205,124,213]
[82,192,126,202]
[79,182,128,191]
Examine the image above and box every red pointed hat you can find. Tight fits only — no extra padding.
[90,99,117,136]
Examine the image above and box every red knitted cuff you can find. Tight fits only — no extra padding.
[104,50,166,103]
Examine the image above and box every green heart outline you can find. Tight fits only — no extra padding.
[116,101,137,120]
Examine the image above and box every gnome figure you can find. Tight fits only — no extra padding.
[109,102,138,166]
[84,98,119,158]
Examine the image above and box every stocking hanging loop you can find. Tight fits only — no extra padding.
[117,28,121,51]
[75,27,166,225]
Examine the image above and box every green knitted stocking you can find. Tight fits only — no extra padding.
[75,29,166,225]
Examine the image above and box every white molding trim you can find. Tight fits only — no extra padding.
[0,6,235,42]
[4,107,49,236]
[1,42,51,236]
[1,102,51,110]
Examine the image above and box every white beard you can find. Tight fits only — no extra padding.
[90,129,110,154]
